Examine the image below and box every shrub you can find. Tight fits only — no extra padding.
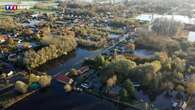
[64,84,72,92]
[29,74,40,85]
[23,35,77,69]
[38,75,52,87]
[15,81,28,94]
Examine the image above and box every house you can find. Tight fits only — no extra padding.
[55,74,74,84]
[8,54,18,62]
[0,35,8,43]
[77,66,89,75]
[31,14,40,18]
[133,82,141,87]
[17,42,37,49]
[7,71,14,77]
[125,43,135,53]
[0,61,14,75]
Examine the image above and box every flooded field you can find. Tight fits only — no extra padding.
[188,31,195,42]
[136,14,195,24]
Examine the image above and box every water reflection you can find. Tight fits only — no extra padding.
[8,48,116,110]
[8,81,117,110]
[134,49,155,58]
[188,31,195,42]
[136,14,195,24]
[37,48,103,75]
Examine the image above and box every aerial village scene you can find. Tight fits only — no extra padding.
[1,0,195,110]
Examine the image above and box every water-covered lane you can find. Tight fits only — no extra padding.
[8,47,118,110]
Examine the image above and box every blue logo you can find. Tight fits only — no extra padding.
[5,5,10,10]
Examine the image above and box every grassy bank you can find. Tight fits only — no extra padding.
[0,90,38,109]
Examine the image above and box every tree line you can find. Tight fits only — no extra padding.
[23,35,77,69]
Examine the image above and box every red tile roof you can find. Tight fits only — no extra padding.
[0,35,8,41]
[55,74,71,84]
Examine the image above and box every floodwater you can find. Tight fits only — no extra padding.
[136,14,195,24]
[134,49,155,58]
[188,31,195,42]
[37,48,103,75]
[7,29,158,110]
[8,44,151,110]
[8,81,117,110]
[8,48,118,110]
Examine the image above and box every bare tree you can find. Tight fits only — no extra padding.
[152,18,183,36]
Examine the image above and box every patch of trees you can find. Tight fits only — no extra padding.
[66,3,84,9]
[119,79,136,102]
[135,36,181,53]
[155,52,186,73]
[65,8,96,17]
[15,73,52,94]
[92,56,137,102]
[83,55,110,70]
[0,17,21,32]
[136,19,192,56]
[186,76,195,95]
[108,19,139,28]
[126,59,184,100]
[72,26,108,48]
[108,20,127,28]
[94,52,193,100]
[101,55,137,83]
[15,81,28,94]
[129,60,161,83]
[23,35,77,69]
[64,84,72,92]
[127,52,188,98]
[73,26,108,40]
[29,74,52,87]
[152,18,184,36]
[93,5,127,16]
[76,38,107,49]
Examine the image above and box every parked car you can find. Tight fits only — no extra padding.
[81,83,89,89]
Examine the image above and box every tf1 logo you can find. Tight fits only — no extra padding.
[5,5,17,11]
